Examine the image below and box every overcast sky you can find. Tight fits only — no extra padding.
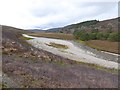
[0,0,119,30]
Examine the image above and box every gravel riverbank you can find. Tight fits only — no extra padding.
[23,34,119,70]
[71,41,119,62]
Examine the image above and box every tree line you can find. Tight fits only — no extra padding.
[73,30,120,42]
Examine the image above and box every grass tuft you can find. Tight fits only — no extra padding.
[20,36,33,40]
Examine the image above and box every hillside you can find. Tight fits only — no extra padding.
[24,17,119,34]
[27,29,46,33]
[2,25,27,41]
[2,25,118,88]
[47,17,119,34]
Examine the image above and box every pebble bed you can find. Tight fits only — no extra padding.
[23,34,119,69]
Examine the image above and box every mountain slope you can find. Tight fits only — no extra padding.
[47,17,119,34]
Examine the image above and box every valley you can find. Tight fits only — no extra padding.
[0,0,119,89]
[1,17,119,88]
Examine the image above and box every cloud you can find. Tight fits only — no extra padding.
[0,0,119,29]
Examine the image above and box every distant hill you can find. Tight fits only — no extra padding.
[27,29,46,33]
[46,28,62,33]
[47,17,119,34]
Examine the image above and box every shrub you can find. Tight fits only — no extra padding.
[96,33,103,40]
[79,33,89,41]
[73,29,120,42]
[108,33,120,42]
[89,33,97,40]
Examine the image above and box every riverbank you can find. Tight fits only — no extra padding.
[27,32,119,54]
[23,34,119,70]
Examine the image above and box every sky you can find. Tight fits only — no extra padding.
[0,0,119,30]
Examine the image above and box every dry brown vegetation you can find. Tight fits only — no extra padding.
[85,40,119,54]
[28,32,74,40]
[46,42,69,49]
